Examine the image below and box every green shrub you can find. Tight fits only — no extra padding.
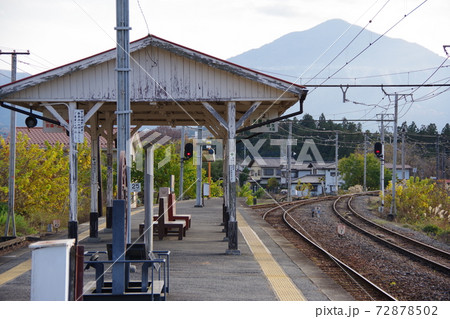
[0,204,37,236]
[422,224,440,236]
[253,187,265,199]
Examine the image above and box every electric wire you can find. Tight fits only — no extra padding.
[137,0,150,35]
[308,0,429,95]
[305,0,391,86]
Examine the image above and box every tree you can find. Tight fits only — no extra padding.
[239,167,249,187]
[384,178,450,224]
[267,177,279,193]
[131,141,223,200]
[0,133,92,232]
[338,152,392,190]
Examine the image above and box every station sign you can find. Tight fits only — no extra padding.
[73,109,85,143]
[249,109,278,133]
[131,183,142,193]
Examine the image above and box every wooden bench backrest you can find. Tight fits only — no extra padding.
[168,193,176,219]
[158,197,169,224]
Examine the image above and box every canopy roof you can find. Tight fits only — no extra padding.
[0,35,307,135]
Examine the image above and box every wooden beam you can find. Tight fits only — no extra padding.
[84,102,104,123]
[201,102,228,131]
[236,101,261,129]
[42,102,68,129]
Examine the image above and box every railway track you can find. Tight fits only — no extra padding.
[261,197,396,301]
[0,236,27,253]
[333,196,450,276]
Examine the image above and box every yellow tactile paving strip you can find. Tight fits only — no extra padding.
[0,259,31,286]
[237,210,306,301]
[0,208,145,287]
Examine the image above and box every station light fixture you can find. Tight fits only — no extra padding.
[25,116,37,128]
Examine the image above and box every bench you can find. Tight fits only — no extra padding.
[168,193,192,229]
[84,244,171,300]
[155,197,186,240]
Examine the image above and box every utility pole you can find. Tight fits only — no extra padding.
[379,114,385,213]
[381,91,411,220]
[363,133,367,192]
[179,126,185,198]
[390,93,399,220]
[1,50,30,238]
[401,125,406,180]
[335,131,339,194]
[287,120,292,202]
[436,135,440,180]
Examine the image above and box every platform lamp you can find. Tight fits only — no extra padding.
[25,115,37,128]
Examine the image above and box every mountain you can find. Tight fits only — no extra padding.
[228,19,450,130]
[0,70,31,137]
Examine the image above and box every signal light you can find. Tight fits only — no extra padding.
[184,143,193,159]
[374,142,383,158]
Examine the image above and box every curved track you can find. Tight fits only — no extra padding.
[333,196,450,275]
[261,195,396,301]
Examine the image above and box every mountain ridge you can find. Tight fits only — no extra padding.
[227,19,449,130]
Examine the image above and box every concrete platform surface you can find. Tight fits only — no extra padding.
[0,197,352,301]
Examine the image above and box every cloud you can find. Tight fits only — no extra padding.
[255,4,301,19]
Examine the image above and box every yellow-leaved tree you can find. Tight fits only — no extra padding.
[0,133,91,233]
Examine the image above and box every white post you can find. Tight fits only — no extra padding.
[390,94,398,219]
[68,102,78,241]
[226,102,239,255]
[195,126,203,207]
[144,144,154,254]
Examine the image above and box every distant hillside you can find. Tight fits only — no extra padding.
[228,19,450,130]
[0,70,31,135]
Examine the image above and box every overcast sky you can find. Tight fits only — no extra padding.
[1,0,449,76]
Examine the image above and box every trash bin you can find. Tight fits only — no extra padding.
[29,239,76,301]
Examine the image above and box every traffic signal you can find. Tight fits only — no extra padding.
[374,142,383,158]
[184,143,193,159]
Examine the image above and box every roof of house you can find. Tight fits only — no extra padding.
[5,127,108,148]
[248,157,336,169]
[292,175,324,184]
[385,163,413,170]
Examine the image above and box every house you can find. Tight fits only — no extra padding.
[385,163,412,180]
[6,127,108,149]
[246,157,343,196]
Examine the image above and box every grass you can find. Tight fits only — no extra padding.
[0,203,37,236]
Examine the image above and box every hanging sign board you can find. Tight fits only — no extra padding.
[249,109,278,133]
[42,108,66,133]
[73,109,85,143]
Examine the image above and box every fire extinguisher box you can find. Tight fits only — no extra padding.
[29,239,76,301]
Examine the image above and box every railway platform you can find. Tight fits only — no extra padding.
[0,197,353,301]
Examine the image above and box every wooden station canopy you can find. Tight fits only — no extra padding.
[0,34,307,136]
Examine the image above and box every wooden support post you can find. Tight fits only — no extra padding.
[144,144,155,254]
[226,102,240,255]
[68,102,78,242]
[89,114,100,240]
[105,113,114,229]
[222,138,228,234]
